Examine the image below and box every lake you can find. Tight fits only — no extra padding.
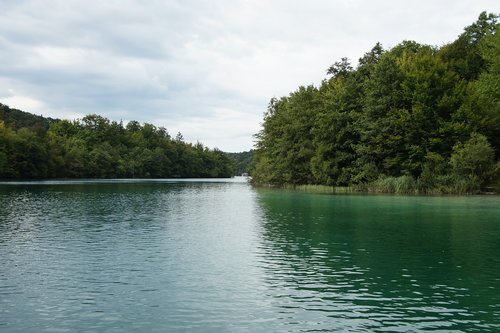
[0,178,499,332]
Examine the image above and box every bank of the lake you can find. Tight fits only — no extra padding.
[1,179,499,332]
[257,182,499,195]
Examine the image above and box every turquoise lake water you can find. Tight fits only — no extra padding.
[0,178,499,332]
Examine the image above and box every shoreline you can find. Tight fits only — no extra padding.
[253,183,499,196]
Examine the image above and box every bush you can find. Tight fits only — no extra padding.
[395,175,417,193]
[450,133,495,184]
[371,175,418,194]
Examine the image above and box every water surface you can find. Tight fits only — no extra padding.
[0,179,499,332]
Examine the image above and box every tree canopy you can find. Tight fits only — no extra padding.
[252,12,499,193]
[0,106,234,179]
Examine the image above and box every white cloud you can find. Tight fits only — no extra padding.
[1,94,45,113]
[0,0,498,151]
[168,107,262,152]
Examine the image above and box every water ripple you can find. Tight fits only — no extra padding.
[1,182,499,332]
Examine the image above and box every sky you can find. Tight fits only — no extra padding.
[0,1,498,152]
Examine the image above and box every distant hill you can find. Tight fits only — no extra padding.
[0,103,58,135]
[227,150,254,176]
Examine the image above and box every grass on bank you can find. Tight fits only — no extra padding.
[258,172,500,195]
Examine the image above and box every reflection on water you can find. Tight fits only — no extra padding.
[256,191,500,332]
[0,180,499,332]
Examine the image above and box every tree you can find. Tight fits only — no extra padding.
[9,128,49,178]
[450,133,495,184]
[358,42,384,66]
[1,109,236,179]
[126,120,141,132]
[475,24,500,154]
[311,71,359,185]
[252,12,499,194]
[253,86,321,185]
[354,48,407,179]
[439,12,498,80]
[0,121,14,178]
[64,138,88,177]
[326,57,352,78]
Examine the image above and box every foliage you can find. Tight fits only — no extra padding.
[450,133,495,182]
[226,150,254,175]
[0,103,58,139]
[0,107,235,179]
[253,86,321,185]
[370,176,418,194]
[252,12,499,194]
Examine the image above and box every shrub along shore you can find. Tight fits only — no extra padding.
[265,176,499,195]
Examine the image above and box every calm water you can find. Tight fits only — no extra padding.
[0,179,499,332]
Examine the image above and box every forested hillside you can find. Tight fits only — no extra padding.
[252,12,499,193]
[0,104,58,134]
[0,106,234,179]
[227,150,254,175]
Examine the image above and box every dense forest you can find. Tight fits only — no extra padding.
[0,104,234,179]
[252,12,500,194]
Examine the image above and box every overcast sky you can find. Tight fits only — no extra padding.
[0,1,498,152]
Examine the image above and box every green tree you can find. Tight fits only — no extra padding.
[9,128,49,178]
[0,121,15,178]
[311,69,359,185]
[64,138,88,177]
[253,86,320,185]
[354,47,407,180]
[439,12,498,80]
[450,133,495,184]
[252,12,499,194]
[475,24,500,154]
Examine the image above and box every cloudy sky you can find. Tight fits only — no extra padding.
[0,1,498,152]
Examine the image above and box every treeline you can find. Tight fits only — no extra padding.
[0,106,234,179]
[252,12,500,193]
[226,150,254,175]
[0,104,58,133]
